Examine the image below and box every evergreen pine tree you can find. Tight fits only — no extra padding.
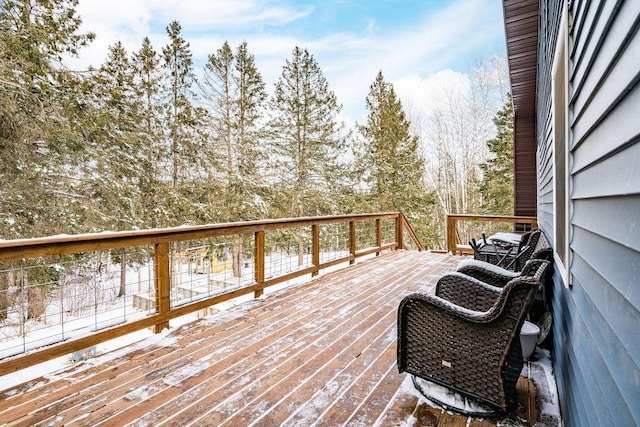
[161,21,197,189]
[267,46,345,218]
[200,41,268,275]
[200,41,268,222]
[133,37,164,227]
[85,41,143,230]
[0,0,94,239]
[232,41,268,219]
[0,0,94,319]
[201,41,234,186]
[161,21,210,225]
[357,71,427,209]
[356,71,435,245]
[480,95,514,214]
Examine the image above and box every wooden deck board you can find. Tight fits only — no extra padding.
[0,251,543,426]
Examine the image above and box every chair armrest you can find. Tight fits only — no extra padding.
[399,291,509,325]
[520,259,551,280]
[435,272,502,312]
[456,259,520,287]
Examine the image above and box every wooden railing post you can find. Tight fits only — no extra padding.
[154,242,170,333]
[446,215,455,254]
[349,221,356,265]
[254,230,265,298]
[396,215,404,250]
[312,224,320,276]
[375,219,382,256]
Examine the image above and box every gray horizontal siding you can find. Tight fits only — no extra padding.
[571,228,640,363]
[551,283,593,427]
[572,197,640,253]
[572,80,640,172]
[536,0,557,258]
[571,29,640,147]
[570,0,623,112]
[536,0,640,426]
[572,141,640,198]
[556,250,638,426]
[554,286,615,427]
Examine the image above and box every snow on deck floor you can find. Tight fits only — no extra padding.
[0,251,561,426]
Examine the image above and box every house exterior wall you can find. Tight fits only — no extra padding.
[536,0,640,425]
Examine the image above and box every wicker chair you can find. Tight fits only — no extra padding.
[457,248,553,287]
[397,260,550,413]
[471,229,543,271]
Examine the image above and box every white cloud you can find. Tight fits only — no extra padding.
[292,0,505,122]
[65,0,505,124]
[67,0,314,68]
[394,69,471,116]
[149,0,314,29]
[76,0,153,36]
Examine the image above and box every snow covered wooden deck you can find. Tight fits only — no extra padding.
[0,251,548,426]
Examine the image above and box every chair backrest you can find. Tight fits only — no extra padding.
[494,259,550,324]
[519,258,551,280]
[516,230,534,252]
[513,229,543,271]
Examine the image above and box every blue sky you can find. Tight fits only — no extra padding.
[70,0,507,123]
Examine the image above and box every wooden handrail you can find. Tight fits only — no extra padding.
[446,214,538,255]
[0,213,402,261]
[0,212,423,375]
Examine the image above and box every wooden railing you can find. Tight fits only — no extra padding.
[446,214,538,255]
[0,213,422,375]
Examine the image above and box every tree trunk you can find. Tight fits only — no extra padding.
[298,238,304,267]
[118,252,127,298]
[27,286,46,321]
[0,272,10,322]
[232,236,244,278]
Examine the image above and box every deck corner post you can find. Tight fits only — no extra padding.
[446,215,455,254]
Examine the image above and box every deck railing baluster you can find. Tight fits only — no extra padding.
[349,221,356,265]
[154,242,170,333]
[376,219,382,255]
[254,231,265,298]
[311,225,320,277]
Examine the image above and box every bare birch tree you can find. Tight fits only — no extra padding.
[410,55,509,247]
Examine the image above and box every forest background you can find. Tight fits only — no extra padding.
[0,0,514,250]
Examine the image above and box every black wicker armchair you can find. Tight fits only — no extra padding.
[397,260,550,413]
[457,249,553,287]
[470,229,543,271]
